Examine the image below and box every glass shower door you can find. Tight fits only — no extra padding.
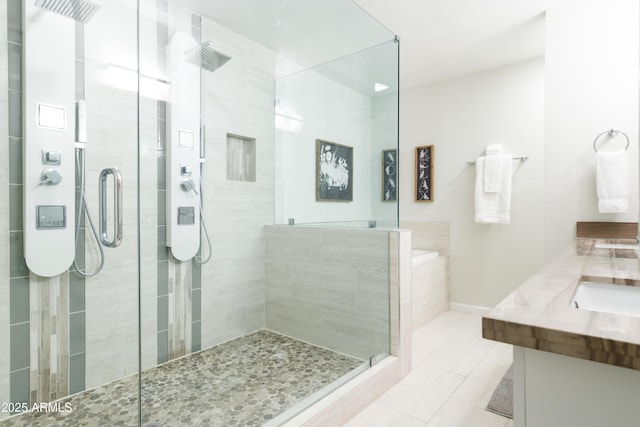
[1,1,140,425]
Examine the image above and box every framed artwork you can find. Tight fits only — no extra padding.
[316,139,353,201]
[382,149,397,201]
[415,145,433,202]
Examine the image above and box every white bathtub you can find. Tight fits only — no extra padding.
[571,281,640,317]
[411,249,438,265]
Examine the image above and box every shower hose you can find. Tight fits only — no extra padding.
[194,162,212,265]
[72,147,105,276]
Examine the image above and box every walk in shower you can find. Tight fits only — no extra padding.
[0,0,399,425]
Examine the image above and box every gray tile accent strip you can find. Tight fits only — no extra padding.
[191,321,201,352]
[157,188,166,225]
[8,2,29,409]
[157,226,168,261]
[9,137,22,184]
[69,274,85,313]
[9,369,30,406]
[7,0,22,44]
[69,312,86,356]
[191,257,201,290]
[158,260,169,296]
[10,232,28,278]
[9,184,22,231]
[191,289,201,322]
[69,353,85,395]
[157,331,168,365]
[157,295,169,332]
[73,228,86,270]
[8,89,22,138]
[10,323,29,371]
[10,277,29,325]
[8,41,21,91]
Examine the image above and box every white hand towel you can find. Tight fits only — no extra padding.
[483,144,503,193]
[475,155,512,224]
[597,150,629,213]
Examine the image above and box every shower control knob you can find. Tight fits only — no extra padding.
[40,169,62,185]
[180,179,199,195]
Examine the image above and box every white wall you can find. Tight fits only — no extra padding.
[544,0,639,260]
[401,0,639,309]
[371,92,400,227]
[401,59,545,308]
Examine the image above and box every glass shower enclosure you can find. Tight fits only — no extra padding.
[0,0,399,425]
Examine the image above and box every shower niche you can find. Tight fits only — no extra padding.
[226,133,256,182]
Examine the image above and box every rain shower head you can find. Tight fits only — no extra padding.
[185,41,232,73]
[35,0,101,24]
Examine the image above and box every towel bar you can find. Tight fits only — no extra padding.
[465,156,528,166]
[593,129,629,153]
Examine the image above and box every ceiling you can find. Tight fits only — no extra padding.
[353,0,558,89]
[177,0,563,91]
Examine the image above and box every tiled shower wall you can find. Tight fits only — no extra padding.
[152,0,204,366]
[265,226,391,360]
[147,0,277,363]
[197,14,277,349]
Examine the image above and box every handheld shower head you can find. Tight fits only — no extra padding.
[185,41,232,73]
[35,0,101,24]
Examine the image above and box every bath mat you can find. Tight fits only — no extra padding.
[486,365,513,419]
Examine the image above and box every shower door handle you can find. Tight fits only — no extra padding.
[99,167,123,248]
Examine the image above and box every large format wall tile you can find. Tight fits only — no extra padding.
[265,226,392,360]
[197,15,276,350]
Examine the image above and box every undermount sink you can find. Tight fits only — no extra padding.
[571,279,640,317]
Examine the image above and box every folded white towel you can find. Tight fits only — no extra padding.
[483,144,503,193]
[597,150,629,213]
[485,144,502,155]
[475,155,512,224]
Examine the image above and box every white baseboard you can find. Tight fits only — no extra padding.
[449,302,492,316]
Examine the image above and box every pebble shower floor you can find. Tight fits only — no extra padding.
[0,331,363,426]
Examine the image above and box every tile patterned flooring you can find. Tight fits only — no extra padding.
[0,331,363,427]
[1,311,511,426]
[346,311,514,427]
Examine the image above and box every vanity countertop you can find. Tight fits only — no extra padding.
[482,238,640,370]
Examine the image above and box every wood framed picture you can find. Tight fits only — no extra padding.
[382,149,397,201]
[415,145,433,202]
[316,139,353,201]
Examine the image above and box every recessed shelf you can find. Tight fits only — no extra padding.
[227,133,256,182]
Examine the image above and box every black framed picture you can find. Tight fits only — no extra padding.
[415,145,433,202]
[382,149,397,201]
[316,139,353,201]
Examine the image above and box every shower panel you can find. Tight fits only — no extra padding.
[23,1,77,277]
[23,0,117,278]
[165,34,226,262]
[166,31,202,261]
